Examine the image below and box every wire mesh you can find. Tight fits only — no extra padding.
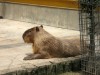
[79,0,100,75]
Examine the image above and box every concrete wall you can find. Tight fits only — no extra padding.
[3,3,79,30]
[0,3,3,16]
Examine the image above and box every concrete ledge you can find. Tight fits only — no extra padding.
[1,56,81,75]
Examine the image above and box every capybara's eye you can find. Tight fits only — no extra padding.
[29,31,31,32]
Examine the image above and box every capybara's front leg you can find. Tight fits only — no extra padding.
[23,51,51,60]
[23,54,35,60]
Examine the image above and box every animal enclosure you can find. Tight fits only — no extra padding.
[79,0,100,75]
[0,0,100,75]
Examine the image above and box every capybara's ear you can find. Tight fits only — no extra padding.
[36,27,39,32]
[40,25,43,28]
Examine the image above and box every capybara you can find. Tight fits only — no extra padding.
[22,25,87,60]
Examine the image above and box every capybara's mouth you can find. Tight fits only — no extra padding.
[24,40,29,43]
[23,38,31,43]
[23,38,28,43]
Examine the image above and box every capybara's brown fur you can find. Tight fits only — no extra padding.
[22,25,87,60]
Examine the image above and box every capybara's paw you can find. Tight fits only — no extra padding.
[23,55,34,60]
[26,53,33,56]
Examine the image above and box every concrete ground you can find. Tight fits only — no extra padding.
[0,19,80,74]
